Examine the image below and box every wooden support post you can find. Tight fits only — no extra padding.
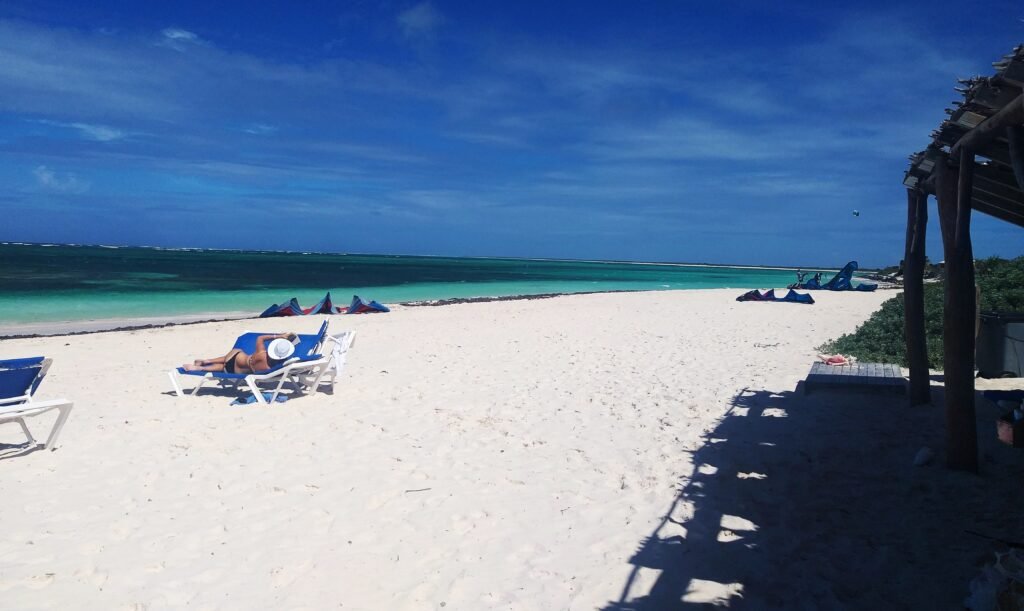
[903,188,930,405]
[1007,126,1024,192]
[935,151,978,473]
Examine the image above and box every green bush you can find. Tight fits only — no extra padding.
[819,256,1024,369]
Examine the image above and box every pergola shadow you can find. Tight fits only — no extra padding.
[603,385,1024,609]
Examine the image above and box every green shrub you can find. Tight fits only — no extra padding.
[819,256,1024,369]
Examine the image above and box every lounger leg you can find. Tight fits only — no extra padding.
[189,374,214,397]
[169,370,215,397]
[267,377,289,404]
[246,377,267,405]
[309,363,332,392]
[16,417,38,447]
[168,370,184,397]
[43,402,74,450]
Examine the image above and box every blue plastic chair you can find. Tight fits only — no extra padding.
[168,321,354,404]
[0,357,75,450]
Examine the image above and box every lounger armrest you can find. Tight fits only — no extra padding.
[0,394,32,406]
[0,397,71,416]
[250,355,330,380]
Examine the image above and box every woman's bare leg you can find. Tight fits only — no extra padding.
[183,349,241,371]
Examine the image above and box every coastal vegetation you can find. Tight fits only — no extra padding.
[821,256,1024,368]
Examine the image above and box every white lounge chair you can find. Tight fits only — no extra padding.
[168,329,356,405]
[0,357,75,451]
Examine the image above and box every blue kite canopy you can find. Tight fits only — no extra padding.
[736,289,814,304]
[346,294,390,314]
[258,297,304,318]
[259,292,390,317]
[794,261,877,292]
[302,292,336,315]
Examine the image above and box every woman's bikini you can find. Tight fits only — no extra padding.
[223,351,253,374]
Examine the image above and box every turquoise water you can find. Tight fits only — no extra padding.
[0,243,827,324]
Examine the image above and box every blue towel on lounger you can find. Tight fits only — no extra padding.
[231,392,289,406]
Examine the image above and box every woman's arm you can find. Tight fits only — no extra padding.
[254,333,288,355]
[249,333,290,373]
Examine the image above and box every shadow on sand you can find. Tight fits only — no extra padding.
[0,440,46,461]
[603,384,1024,609]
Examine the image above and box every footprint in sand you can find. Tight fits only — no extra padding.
[73,564,109,588]
[270,561,311,588]
[24,572,57,589]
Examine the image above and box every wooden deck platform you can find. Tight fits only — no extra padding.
[804,362,906,395]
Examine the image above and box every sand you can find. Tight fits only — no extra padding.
[1,289,1022,610]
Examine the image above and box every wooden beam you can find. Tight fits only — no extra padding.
[911,162,1024,225]
[973,167,1024,203]
[968,79,1021,110]
[972,161,1024,227]
[936,151,978,473]
[999,61,1024,88]
[951,93,1024,158]
[971,196,1024,227]
[904,189,931,406]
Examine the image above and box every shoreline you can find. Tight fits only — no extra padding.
[0,283,899,339]
[0,290,642,339]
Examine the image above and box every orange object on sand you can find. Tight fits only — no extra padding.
[819,354,852,366]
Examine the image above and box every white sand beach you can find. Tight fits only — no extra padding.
[1,289,1022,609]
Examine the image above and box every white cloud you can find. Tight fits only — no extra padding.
[158,27,207,51]
[397,3,443,40]
[243,123,278,135]
[33,165,90,193]
[71,122,126,141]
[35,119,126,141]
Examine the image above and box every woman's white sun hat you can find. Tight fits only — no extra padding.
[268,338,296,361]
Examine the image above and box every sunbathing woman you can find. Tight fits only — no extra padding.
[183,332,298,374]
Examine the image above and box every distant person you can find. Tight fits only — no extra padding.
[183,332,298,374]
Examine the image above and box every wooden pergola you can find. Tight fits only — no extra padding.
[903,44,1024,472]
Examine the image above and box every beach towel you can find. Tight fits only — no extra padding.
[231,391,290,405]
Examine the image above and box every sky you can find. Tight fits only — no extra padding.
[0,1,1022,268]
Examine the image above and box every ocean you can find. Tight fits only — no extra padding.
[0,243,828,325]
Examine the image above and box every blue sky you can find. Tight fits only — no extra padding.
[0,1,1022,267]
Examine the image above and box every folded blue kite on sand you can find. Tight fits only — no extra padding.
[736,288,815,304]
[794,261,877,292]
[259,292,390,316]
[345,294,390,314]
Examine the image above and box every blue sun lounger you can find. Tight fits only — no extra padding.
[168,321,357,404]
[0,357,75,451]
